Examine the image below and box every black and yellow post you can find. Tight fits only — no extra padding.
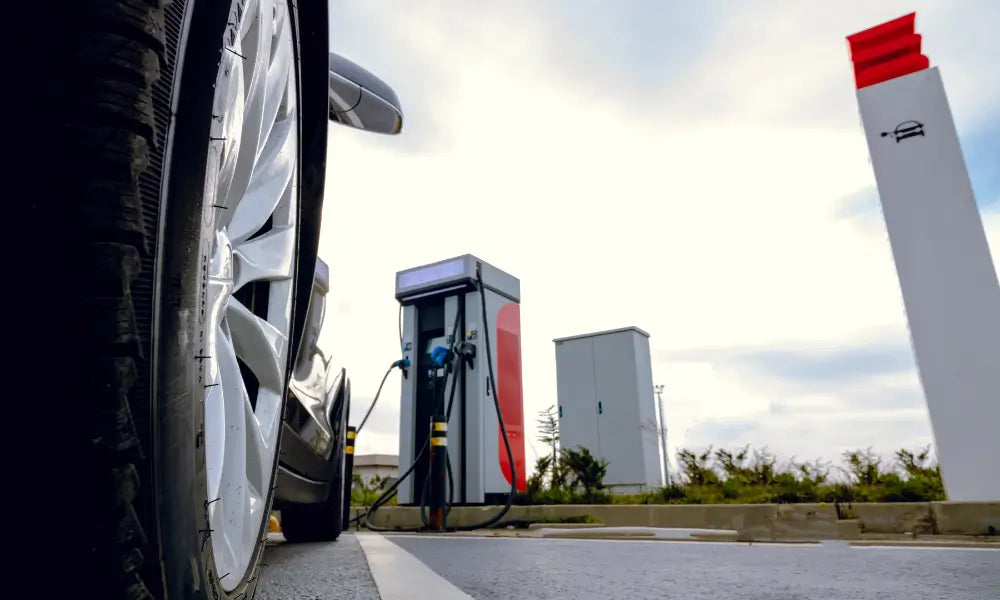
[342,426,357,530]
[427,417,448,531]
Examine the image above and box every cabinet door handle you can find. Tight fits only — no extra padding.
[597,401,603,415]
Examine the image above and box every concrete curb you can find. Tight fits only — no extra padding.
[351,502,1000,540]
[931,501,1000,536]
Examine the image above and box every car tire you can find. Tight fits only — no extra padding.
[62,1,317,597]
[280,398,349,542]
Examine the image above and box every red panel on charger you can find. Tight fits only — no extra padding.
[496,303,527,493]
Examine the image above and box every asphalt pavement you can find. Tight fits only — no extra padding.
[257,534,380,600]
[389,536,1000,600]
[258,533,1000,600]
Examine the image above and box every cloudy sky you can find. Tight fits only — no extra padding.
[318,1,999,475]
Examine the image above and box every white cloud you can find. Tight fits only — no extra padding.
[656,1,1000,129]
[673,362,932,461]
[320,2,1000,473]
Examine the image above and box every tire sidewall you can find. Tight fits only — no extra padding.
[154,1,304,597]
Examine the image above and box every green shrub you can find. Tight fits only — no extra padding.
[519,444,946,506]
[720,478,744,500]
[573,490,611,504]
[560,446,608,498]
[350,473,397,506]
[660,483,687,502]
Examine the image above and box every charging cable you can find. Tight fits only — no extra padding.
[355,308,462,531]
[443,264,517,531]
[419,354,459,528]
[355,358,410,436]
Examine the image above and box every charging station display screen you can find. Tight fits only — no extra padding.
[397,258,465,291]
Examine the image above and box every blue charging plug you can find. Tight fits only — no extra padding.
[430,346,451,367]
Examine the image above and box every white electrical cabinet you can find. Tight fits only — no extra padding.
[554,327,662,492]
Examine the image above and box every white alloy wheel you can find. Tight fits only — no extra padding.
[202,0,298,589]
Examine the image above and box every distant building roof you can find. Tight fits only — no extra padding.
[353,454,399,468]
[553,326,650,344]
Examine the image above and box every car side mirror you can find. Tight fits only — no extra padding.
[329,52,403,134]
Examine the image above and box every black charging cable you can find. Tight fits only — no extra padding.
[398,303,403,346]
[358,361,461,532]
[353,437,429,532]
[418,306,463,527]
[356,363,394,436]
[355,306,462,531]
[419,350,463,528]
[442,264,518,531]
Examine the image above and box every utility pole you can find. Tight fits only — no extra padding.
[654,384,669,486]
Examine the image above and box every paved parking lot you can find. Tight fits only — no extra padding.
[258,533,1000,600]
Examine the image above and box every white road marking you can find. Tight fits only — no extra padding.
[386,534,821,548]
[381,533,996,553]
[851,545,999,552]
[357,533,475,600]
[532,526,738,539]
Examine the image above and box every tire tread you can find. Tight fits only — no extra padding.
[68,1,170,598]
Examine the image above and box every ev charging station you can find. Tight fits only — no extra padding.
[394,255,527,506]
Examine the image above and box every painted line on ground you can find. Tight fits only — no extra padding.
[850,544,999,552]
[357,533,475,600]
[382,534,997,552]
[384,533,823,548]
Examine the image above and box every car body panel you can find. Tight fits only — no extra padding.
[277,257,351,505]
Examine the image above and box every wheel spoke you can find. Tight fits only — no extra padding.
[254,388,283,456]
[207,230,235,325]
[226,298,287,393]
[245,480,266,550]
[225,0,273,213]
[239,0,260,40]
[225,116,296,245]
[244,390,269,494]
[215,53,246,214]
[245,0,273,150]
[265,276,294,354]
[257,2,291,154]
[232,224,295,290]
[216,320,250,560]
